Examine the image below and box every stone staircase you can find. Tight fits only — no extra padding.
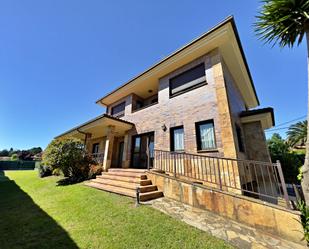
[85,168,163,201]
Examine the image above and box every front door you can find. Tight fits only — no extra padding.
[117,141,124,168]
[131,132,154,169]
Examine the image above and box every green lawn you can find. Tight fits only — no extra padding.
[0,170,233,249]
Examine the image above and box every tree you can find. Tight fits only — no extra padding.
[0,149,9,157]
[267,133,303,183]
[287,120,307,147]
[255,0,309,203]
[42,137,92,181]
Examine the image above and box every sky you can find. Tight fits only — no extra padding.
[0,0,307,150]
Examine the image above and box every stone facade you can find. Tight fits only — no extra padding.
[87,49,271,192]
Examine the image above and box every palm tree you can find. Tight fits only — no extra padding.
[255,0,309,203]
[287,120,307,147]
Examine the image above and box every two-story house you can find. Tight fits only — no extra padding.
[56,17,280,203]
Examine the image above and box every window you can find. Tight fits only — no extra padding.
[111,102,125,117]
[133,137,141,153]
[170,126,184,151]
[195,120,216,150]
[92,143,99,154]
[235,124,245,152]
[169,63,206,97]
[136,100,144,109]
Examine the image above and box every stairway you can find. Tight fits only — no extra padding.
[85,168,163,201]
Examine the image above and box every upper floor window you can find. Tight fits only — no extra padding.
[170,126,184,151]
[195,120,216,150]
[111,102,125,117]
[235,124,245,152]
[169,63,206,97]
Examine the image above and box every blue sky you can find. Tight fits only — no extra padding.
[0,0,307,150]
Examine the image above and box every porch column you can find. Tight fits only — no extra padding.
[84,133,92,152]
[103,125,115,171]
[122,131,130,168]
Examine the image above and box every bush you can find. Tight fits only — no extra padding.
[297,201,309,244]
[10,154,19,161]
[38,165,52,178]
[88,164,103,179]
[42,137,94,183]
[52,168,62,176]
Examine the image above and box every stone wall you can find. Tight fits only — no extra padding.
[147,171,305,246]
[243,121,271,162]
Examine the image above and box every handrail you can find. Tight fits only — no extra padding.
[151,149,290,209]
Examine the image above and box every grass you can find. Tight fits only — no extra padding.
[0,170,233,249]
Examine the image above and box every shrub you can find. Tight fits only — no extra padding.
[297,201,309,244]
[38,165,52,178]
[10,154,19,161]
[42,137,94,183]
[52,168,62,176]
[88,164,103,179]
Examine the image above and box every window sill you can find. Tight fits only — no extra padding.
[197,149,219,153]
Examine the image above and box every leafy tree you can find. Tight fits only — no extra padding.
[255,0,309,203]
[287,120,307,147]
[0,149,9,157]
[42,137,92,181]
[29,147,42,155]
[267,133,303,183]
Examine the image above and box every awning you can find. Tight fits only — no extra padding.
[240,108,275,130]
[55,114,134,140]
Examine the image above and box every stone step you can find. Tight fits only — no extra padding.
[105,171,147,179]
[97,174,152,186]
[90,178,158,193]
[85,182,136,198]
[108,168,147,174]
[140,190,163,201]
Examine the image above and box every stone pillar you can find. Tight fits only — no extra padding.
[211,50,241,192]
[85,133,92,152]
[103,126,115,171]
[122,132,130,168]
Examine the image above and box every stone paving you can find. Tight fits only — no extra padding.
[143,197,306,249]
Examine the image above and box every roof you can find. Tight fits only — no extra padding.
[240,107,275,129]
[96,16,259,108]
[55,114,134,139]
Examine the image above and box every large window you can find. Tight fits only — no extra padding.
[169,63,206,97]
[111,102,125,117]
[195,120,216,150]
[170,126,184,151]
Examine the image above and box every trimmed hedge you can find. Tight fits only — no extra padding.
[0,160,38,170]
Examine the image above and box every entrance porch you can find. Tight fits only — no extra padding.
[56,114,134,171]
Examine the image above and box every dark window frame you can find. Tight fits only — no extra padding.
[195,120,217,151]
[235,124,245,153]
[169,63,206,98]
[111,101,125,117]
[170,125,185,152]
[92,143,100,154]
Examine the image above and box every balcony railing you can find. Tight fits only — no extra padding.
[90,152,105,165]
[151,149,290,209]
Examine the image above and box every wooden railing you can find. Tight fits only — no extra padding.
[151,149,290,209]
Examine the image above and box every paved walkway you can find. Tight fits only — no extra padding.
[144,197,306,249]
